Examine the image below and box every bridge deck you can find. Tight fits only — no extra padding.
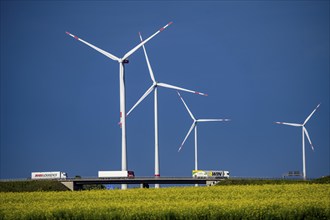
[60,177,225,190]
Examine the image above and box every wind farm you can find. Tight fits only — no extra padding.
[63,21,324,185]
[2,0,328,183]
[1,2,329,219]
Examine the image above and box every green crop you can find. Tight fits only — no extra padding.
[1,184,329,219]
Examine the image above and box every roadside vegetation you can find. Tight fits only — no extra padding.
[216,175,330,185]
[0,180,69,192]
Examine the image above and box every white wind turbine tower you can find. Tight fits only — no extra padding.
[275,103,320,180]
[66,22,172,189]
[177,92,230,173]
[126,32,207,188]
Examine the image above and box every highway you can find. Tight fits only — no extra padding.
[60,177,225,190]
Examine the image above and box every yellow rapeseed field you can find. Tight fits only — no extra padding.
[1,184,329,219]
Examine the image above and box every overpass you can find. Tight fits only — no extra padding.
[60,177,225,190]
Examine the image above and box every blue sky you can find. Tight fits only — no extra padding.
[1,1,329,180]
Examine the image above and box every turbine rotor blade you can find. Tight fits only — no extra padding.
[303,103,321,125]
[139,32,156,83]
[126,84,155,116]
[158,83,207,96]
[66,32,120,61]
[178,122,196,152]
[275,122,302,127]
[177,91,195,120]
[303,126,314,151]
[122,21,173,61]
[197,119,231,122]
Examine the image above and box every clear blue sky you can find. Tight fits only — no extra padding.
[1,1,329,180]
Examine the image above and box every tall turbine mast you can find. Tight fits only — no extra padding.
[275,103,320,180]
[177,92,230,172]
[126,32,207,188]
[66,22,172,189]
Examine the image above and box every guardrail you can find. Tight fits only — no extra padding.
[0,178,32,182]
[1,176,315,182]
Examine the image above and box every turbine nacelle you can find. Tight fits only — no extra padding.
[120,59,129,64]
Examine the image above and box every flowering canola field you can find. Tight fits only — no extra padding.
[1,184,329,219]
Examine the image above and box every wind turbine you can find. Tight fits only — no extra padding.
[66,22,172,189]
[126,32,207,188]
[177,91,230,173]
[275,103,320,180]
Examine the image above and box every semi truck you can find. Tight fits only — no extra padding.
[31,171,67,180]
[98,171,135,178]
[192,170,230,178]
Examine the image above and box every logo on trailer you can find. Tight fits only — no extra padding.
[212,171,223,177]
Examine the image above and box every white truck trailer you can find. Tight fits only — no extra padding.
[31,171,67,180]
[192,170,230,178]
[98,171,135,178]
